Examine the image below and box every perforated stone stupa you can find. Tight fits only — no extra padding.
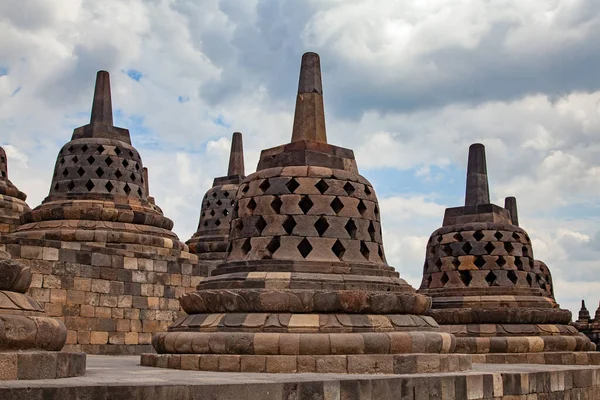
[3,71,202,355]
[142,53,471,375]
[186,132,245,275]
[0,147,30,233]
[419,143,594,353]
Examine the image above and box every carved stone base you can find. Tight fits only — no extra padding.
[0,351,86,380]
[141,352,471,374]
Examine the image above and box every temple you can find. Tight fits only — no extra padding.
[574,300,600,348]
[186,132,245,275]
[418,143,594,353]
[2,71,204,355]
[142,52,471,374]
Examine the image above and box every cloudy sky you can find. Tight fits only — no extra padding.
[2,0,600,317]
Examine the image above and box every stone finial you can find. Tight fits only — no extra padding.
[0,147,7,179]
[504,196,519,226]
[465,143,490,207]
[227,132,245,177]
[595,301,600,322]
[90,70,113,126]
[579,300,591,321]
[143,167,150,196]
[291,52,327,144]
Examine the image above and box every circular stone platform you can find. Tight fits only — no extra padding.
[0,351,86,380]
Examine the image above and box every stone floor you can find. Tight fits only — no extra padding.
[1,355,600,399]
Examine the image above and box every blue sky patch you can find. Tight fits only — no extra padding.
[0,66,7,77]
[126,69,143,81]
[178,96,189,103]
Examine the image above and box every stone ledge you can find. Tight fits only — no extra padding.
[0,351,86,380]
[470,351,600,365]
[140,353,471,374]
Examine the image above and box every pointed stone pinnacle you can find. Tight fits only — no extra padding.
[465,143,490,207]
[227,132,245,177]
[143,167,150,196]
[90,70,114,125]
[0,146,7,179]
[579,299,591,321]
[504,196,519,226]
[291,52,327,144]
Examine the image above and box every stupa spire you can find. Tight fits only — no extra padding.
[290,52,327,143]
[0,147,7,179]
[227,132,245,177]
[90,70,113,125]
[505,196,519,226]
[579,300,591,321]
[465,143,490,206]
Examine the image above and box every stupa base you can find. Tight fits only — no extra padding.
[0,351,86,380]
[449,333,594,353]
[470,351,600,365]
[141,352,471,374]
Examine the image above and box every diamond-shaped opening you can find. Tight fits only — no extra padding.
[114,147,122,155]
[357,199,367,216]
[437,235,443,243]
[67,181,75,191]
[77,167,85,177]
[507,270,518,285]
[297,238,313,258]
[203,220,209,227]
[259,179,270,193]
[442,244,453,256]
[128,150,134,157]
[60,157,66,165]
[345,219,357,239]
[255,216,267,234]
[484,242,495,254]
[212,192,217,198]
[247,198,257,213]
[515,257,523,270]
[474,256,486,269]
[241,238,252,255]
[485,271,497,286]
[130,173,136,181]
[360,241,370,260]
[54,183,59,190]
[235,219,244,232]
[223,191,230,198]
[314,217,330,237]
[95,167,104,177]
[81,144,88,152]
[87,156,95,165]
[266,236,280,256]
[214,219,221,227]
[526,273,533,287]
[440,272,449,286]
[68,145,75,153]
[230,200,235,206]
[315,179,329,194]
[62,168,69,177]
[135,163,140,170]
[497,256,506,268]
[378,245,385,261]
[282,216,296,235]
[222,209,229,216]
[123,183,131,195]
[474,230,484,241]
[299,196,314,214]
[210,210,215,217]
[72,156,78,163]
[286,178,300,193]
[85,180,95,191]
[332,240,346,259]
[122,159,129,168]
[374,205,379,216]
[115,169,122,179]
[137,187,143,197]
[343,182,355,196]
[97,145,105,154]
[270,197,283,213]
[453,232,463,242]
[330,197,344,214]
[105,181,114,192]
[512,232,520,241]
[216,199,222,206]
[504,242,514,254]
[452,258,461,269]
[493,232,502,241]
[459,270,472,286]
[368,221,376,242]
[242,184,249,194]
[522,246,530,258]
[364,185,371,196]
[426,274,433,287]
[462,241,473,253]
[435,258,443,269]
[233,204,239,219]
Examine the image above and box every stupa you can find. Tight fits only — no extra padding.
[418,143,594,353]
[3,71,203,355]
[0,151,85,379]
[186,132,245,275]
[574,300,600,349]
[142,53,470,374]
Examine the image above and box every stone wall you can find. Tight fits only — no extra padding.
[3,239,203,355]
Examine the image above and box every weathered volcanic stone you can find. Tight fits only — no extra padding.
[0,148,31,234]
[144,52,461,374]
[574,300,600,349]
[418,143,594,353]
[2,71,202,355]
[187,132,245,275]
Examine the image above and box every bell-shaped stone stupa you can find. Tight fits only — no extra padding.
[186,132,245,275]
[418,143,594,353]
[4,71,202,355]
[143,53,470,374]
[0,147,30,233]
